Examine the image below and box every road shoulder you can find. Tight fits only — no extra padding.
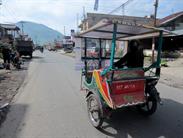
[0,60,30,125]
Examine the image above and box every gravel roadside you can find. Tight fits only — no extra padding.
[160,58,183,90]
[0,58,30,125]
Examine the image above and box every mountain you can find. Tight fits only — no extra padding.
[16,21,64,45]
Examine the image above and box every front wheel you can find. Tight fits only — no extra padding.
[137,87,158,116]
[87,94,104,128]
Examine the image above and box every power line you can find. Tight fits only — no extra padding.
[109,0,135,15]
[154,0,159,26]
[3,5,18,22]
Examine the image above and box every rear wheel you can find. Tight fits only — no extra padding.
[6,63,10,70]
[28,53,33,59]
[87,94,104,128]
[16,63,21,69]
[137,87,158,116]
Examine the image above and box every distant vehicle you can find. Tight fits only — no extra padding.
[34,46,44,53]
[15,35,34,58]
[63,43,74,53]
[63,35,75,53]
[48,48,56,51]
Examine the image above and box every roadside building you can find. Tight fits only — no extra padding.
[0,23,20,45]
[79,13,155,31]
[0,24,20,60]
[79,12,183,54]
[158,11,183,51]
[78,13,156,58]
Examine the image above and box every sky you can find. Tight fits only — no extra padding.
[0,0,182,35]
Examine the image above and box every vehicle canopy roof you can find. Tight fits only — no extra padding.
[78,19,171,40]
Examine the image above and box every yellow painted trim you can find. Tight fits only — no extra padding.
[93,70,113,108]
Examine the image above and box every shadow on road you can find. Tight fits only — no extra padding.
[99,98,183,138]
[21,57,32,60]
[0,75,8,83]
[32,56,43,59]
[21,55,43,62]
[0,104,28,138]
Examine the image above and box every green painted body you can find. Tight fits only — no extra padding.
[82,23,164,108]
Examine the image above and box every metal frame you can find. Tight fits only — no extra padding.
[78,20,167,114]
[78,20,166,94]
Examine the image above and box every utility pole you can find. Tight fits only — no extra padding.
[21,21,24,35]
[35,35,38,46]
[122,5,125,15]
[152,0,159,63]
[109,0,134,15]
[83,6,86,19]
[94,0,99,11]
[0,0,2,21]
[76,13,79,32]
[64,26,66,36]
[154,0,158,27]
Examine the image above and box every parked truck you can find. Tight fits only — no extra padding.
[15,35,34,58]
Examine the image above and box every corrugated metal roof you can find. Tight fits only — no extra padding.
[87,13,155,25]
[159,11,183,25]
[0,23,20,30]
[78,19,171,40]
[172,29,183,36]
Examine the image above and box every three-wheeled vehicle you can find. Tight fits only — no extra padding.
[78,19,167,128]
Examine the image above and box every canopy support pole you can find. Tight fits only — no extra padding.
[156,30,163,76]
[110,23,117,69]
[101,23,117,76]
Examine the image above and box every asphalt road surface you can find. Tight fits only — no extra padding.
[0,51,183,138]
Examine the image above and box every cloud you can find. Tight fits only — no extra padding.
[0,0,182,34]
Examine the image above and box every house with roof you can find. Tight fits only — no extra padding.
[159,11,183,32]
[0,23,20,45]
[79,12,183,52]
[158,11,183,51]
[78,13,161,57]
[79,13,155,31]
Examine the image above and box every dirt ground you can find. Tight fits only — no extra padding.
[0,59,30,124]
[160,58,183,89]
[0,60,30,106]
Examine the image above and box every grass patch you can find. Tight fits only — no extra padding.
[161,59,168,67]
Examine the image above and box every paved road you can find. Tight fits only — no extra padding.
[0,51,183,138]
